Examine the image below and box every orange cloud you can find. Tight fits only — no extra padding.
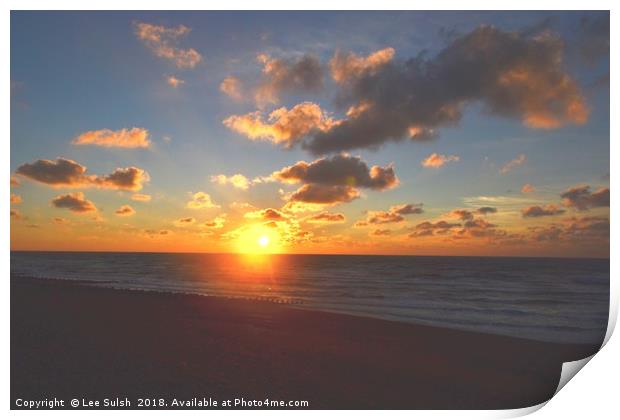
[356,203,423,226]
[330,47,395,83]
[211,174,258,190]
[131,193,152,202]
[10,193,22,205]
[223,102,336,147]
[203,215,226,229]
[186,192,219,209]
[51,192,97,214]
[500,154,527,174]
[166,75,185,88]
[521,183,536,193]
[10,176,20,187]
[115,205,136,217]
[134,22,202,69]
[304,212,346,224]
[73,128,151,148]
[174,217,196,227]
[16,158,149,191]
[244,208,287,221]
[421,153,460,168]
[220,76,243,100]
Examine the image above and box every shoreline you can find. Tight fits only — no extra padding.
[11,276,602,409]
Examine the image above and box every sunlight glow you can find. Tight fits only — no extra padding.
[236,224,283,254]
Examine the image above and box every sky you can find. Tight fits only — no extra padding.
[10,11,610,257]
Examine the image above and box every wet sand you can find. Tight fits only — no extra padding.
[11,276,601,409]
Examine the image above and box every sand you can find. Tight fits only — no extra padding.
[11,276,601,409]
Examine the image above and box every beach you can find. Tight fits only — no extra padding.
[11,276,601,409]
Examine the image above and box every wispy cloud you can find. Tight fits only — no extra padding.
[134,22,202,69]
[72,128,151,148]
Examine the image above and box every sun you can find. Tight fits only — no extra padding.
[258,235,270,248]
[236,225,283,254]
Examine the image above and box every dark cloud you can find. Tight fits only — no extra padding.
[303,25,588,154]
[449,207,497,221]
[115,205,136,217]
[305,212,346,224]
[288,184,360,205]
[560,185,609,210]
[530,216,609,242]
[245,208,286,221]
[409,220,461,237]
[476,206,497,215]
[357,203,423,226]
[254,54,324,105]
[521,204,565,218]
[272,154,398,191]
[16,158,149,191]
[174,217,196,227]
[371,229,392,236]
[51,192,97,213]
[577,13,610,64]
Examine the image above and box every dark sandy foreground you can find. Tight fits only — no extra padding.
[11,276,601,409]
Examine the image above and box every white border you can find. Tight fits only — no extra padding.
[3,1,617,419]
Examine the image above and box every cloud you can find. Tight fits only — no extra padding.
[530,216,609,242]
[174,217,196,227]
[115,205,136,217]
[203,215,226,229]
[371,229,392,236]
[166,75,185,88]
[244,208,286,221]
[52,217,69,225]
[560,185,609,210]
[304,212,346,224]
[134,22,202,69]
[421,153,460,168]
[211,174,259,190]
[51,192,97,213]
[287,184,360,205]
[330,47,395,83]
[186,192,219,209]
[145,229,171,237]
[521,183,536,193]
[220,76,243,100]
[577,14,610,63]
[272,154,398,191]
[10,193,22,205]
[500,154,527,174]
[16,158,149,191]
[10,176,20,187]
[223,102,336,148]
[73,128,151,148]
[522,204,565,218]
[10,209,22,219]
[229,201,257,212]
[409,220,461,237]
[356,203,423,226]
[303,25,588,154]
[476,206,497,215]
[131,193,152,202]
[448,207,497,221]
[253,53,324,105]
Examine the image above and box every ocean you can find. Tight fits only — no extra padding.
[10,251,609,345]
